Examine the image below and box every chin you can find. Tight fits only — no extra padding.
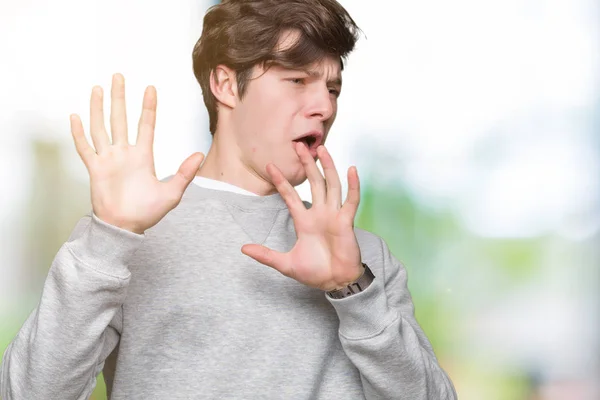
[266,150,312,188]
[278,164,308,188]
[284,171,307,188]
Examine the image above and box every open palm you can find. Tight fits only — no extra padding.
[70,73,204,234]
[241,142,364,291]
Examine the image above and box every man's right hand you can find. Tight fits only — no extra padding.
[69,73,205,234]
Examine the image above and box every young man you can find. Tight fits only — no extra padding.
[1,0,457,399]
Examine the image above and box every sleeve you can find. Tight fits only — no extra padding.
[326,236,457,400]
[0,213,145,400]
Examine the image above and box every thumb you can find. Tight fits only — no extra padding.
[166,152,205,199]
[241,244,292,277]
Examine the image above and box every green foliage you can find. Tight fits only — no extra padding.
[355,178,462,350]
[89,374,107,400]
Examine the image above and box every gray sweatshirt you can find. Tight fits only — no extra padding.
[0,183,457,399]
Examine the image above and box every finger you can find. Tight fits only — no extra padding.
[341,166,361,222]
[89,86,110,152]
[165,152,205,203]
[316,145,342,209]
[266,162,306,219]
[70,114,96,168]
[295,141,326,205]
[136,85,157,150]
[241,244,293,277]
[110,73,128,145]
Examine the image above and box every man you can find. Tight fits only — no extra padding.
[1,0,457,399]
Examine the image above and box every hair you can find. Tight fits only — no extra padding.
[192,0,361,135]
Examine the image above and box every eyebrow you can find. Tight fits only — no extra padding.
[301,68,343,87]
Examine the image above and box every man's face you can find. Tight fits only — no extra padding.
[230,55,342,188]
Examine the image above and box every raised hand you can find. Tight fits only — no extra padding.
[241,142,364,292]
[70,73,205,234]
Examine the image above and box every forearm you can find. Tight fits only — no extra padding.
[329,274,457,400]
[0,215,142,399]
[340,315,456,399]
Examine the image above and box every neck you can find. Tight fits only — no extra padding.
[196,132,278,197]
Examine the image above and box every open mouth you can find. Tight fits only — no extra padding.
[293,133,320,149]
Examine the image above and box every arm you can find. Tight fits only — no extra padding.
[2,73,203,399]
[240,142,456,398]
[327,236,457,400]
[0,214,143,399]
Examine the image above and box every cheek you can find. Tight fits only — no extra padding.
[261,102,302,140]
[269,92,302,117]
[240,85,303,151]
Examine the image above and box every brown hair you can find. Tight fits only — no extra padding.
[192,0,361,135]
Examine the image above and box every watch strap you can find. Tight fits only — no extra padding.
[326,263,374,299]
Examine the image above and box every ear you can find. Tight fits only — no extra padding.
[210,65,238,109]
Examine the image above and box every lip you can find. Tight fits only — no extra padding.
[307,145,318,158]
[292,140,319,158]
[293,130,323,158]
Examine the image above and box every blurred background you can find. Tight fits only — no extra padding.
[0,0,598,399]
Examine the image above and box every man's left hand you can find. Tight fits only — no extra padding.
[241,142,364,292]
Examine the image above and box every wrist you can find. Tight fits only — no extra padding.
[326,263,375,299]
[330,264,366,291]
[96,214,145,235]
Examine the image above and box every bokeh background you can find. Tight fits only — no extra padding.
[1,0,598,399]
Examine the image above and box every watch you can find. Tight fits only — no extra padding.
[326,263,375,299]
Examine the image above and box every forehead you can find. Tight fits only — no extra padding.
[265,59,341,79]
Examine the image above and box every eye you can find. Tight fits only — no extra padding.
[329,88,340,97]
[289,78,305,85]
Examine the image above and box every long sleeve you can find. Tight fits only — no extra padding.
[327,236,457,400]
[0,213,144,400]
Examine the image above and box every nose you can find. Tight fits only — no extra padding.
[306,86,335,122]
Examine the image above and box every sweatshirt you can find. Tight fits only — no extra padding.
[0,180,457,399]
